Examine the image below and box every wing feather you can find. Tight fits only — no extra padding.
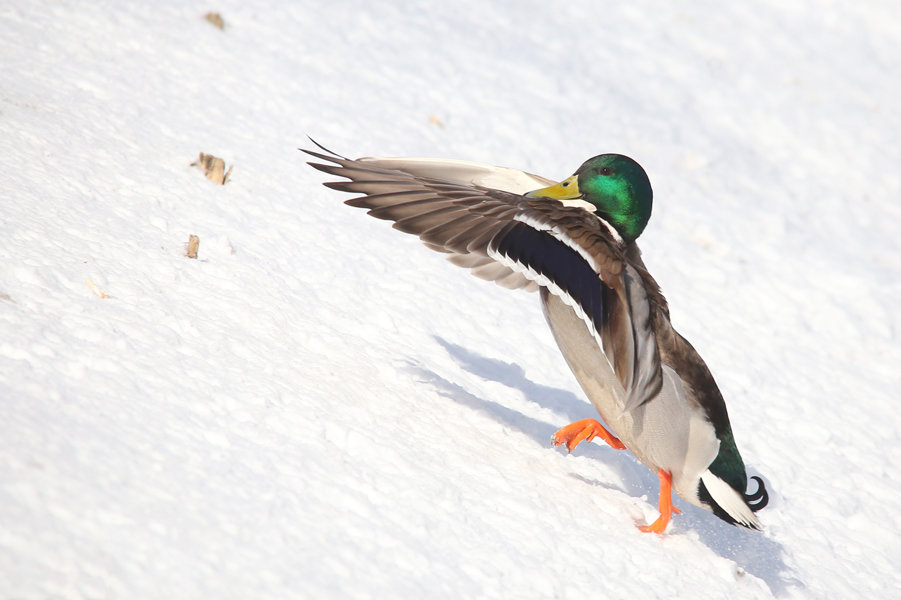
[356,156,557,194]
[307,148,663,406]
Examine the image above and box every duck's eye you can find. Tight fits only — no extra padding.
[599,167,613,176]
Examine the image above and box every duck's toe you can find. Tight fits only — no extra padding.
[638,468,680,534]
[552,418,626,452]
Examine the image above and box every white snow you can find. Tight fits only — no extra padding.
[2,0,900,598]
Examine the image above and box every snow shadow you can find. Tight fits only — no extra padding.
[426,337,664,489]
[416,336,800,598]
[677,504,802,596]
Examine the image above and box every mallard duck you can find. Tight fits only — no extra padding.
[306,143,769,533]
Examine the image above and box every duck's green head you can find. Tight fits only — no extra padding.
[526,154,653,243]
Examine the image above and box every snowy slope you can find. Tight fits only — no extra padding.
[2,0,900,598]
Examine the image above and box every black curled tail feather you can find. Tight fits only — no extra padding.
[744,476,769,512]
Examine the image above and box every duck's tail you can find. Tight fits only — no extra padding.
[699,472,769,529]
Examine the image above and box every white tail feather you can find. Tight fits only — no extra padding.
[700,470,761,529]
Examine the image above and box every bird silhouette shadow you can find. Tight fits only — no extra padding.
[405,335,800,597]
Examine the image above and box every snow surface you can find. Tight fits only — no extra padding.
[2,0,901,598]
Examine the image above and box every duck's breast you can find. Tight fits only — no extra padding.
[540,288,629,435]
[541,288,719,506]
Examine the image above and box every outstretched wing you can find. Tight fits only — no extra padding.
[306,148,663,408]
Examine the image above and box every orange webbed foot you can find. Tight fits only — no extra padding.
[638,516,670,534]
[638,468,680,534]
[552,418,626,452]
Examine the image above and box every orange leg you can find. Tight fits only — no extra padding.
[639,468,681,534]
[553,418,626,452]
